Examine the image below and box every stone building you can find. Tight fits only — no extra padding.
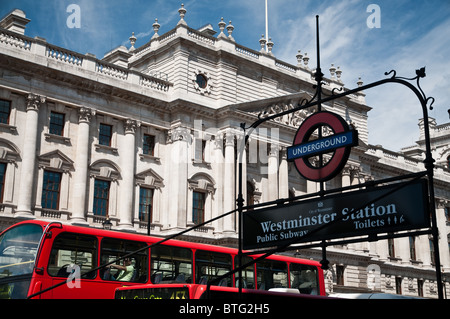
[0,7,448,298]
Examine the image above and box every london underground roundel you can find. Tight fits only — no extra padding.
[287,111,358,182]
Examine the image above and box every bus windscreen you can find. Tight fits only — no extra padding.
[0,224,43,298]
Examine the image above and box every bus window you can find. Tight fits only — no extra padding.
[256,260,288,290]
[235,256,255,289]
[100,238,148,283]
[195,250,232,287]
[290,263,320,295]
[151,245,192,284]
[48,233,97,279]
[0,223,42,299]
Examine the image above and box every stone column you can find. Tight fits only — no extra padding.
[341,166,351,188]
[278,147,289,199]
[267,143,279,201]
[212,133,224,232]
[167,127,189,229]
[416,233,432,267]
[397,237,411,264]
[436,200,450,272]
[71,107,93,224]
[118,119,138,229]
[223,131,235,232]
[16,93,45,218]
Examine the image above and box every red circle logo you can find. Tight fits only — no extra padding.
[288,111,357,182]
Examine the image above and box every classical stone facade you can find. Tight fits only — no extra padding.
[0,7,449,298]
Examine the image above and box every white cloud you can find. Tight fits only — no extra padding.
[365,14,450,150]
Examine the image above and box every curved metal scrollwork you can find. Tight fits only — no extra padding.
[385,67,435,111]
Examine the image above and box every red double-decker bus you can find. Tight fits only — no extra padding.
[0,220,325,299]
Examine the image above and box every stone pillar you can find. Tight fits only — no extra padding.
[118,119,138,229]
[267,143,279,201]
[397,237,411,263]
[341,166,351,188]
[71,107,93,224]
[223,131,235,232]
[278,147,289,199]
[416,233,432,267]
[436,200,450,272]
[212,133,224,232]
[167,127,189,229]
[16,93,45,218]
[376,240,389,261]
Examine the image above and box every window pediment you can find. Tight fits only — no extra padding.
[38,150,74,172]
[0,138,20,163]
[90,160,120,181]
[135,168,164,189]
[188,173,215,194]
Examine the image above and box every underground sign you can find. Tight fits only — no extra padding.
[287,111,358,182]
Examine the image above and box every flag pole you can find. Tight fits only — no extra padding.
[265,0,269,52]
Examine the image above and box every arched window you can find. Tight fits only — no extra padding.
[0,138,20,208]
[37,150,74,216]
[135,168,164,227]
[188,173,215,226]
[89,160,120,219]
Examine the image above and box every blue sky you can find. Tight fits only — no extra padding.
[1,0,450,151]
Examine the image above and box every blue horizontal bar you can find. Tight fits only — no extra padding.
[287,130,356,161]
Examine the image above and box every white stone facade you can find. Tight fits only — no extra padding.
[0,8,449,298]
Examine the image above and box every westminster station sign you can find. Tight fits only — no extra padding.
[243,179,430,250]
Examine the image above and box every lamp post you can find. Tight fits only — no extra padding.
[147,204,152,236]
[102,215,112,230]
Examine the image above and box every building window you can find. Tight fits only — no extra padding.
[99,124,112,146]
[388,238,395,258]
[429,239,435,264]
[139,187,154,223]
[409,236,416,261]
[418,279,424,297]
[192,191,205,225]
[41,170,62,210]
[49,112,65,136]
[93,179,110,216]
[196,74,208,89]
[336,265,344,286]
[143,134,155,156]
[395,277,402,295]
[0,99,11,124]
[0,163,6,203]
[201,140,207,161]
